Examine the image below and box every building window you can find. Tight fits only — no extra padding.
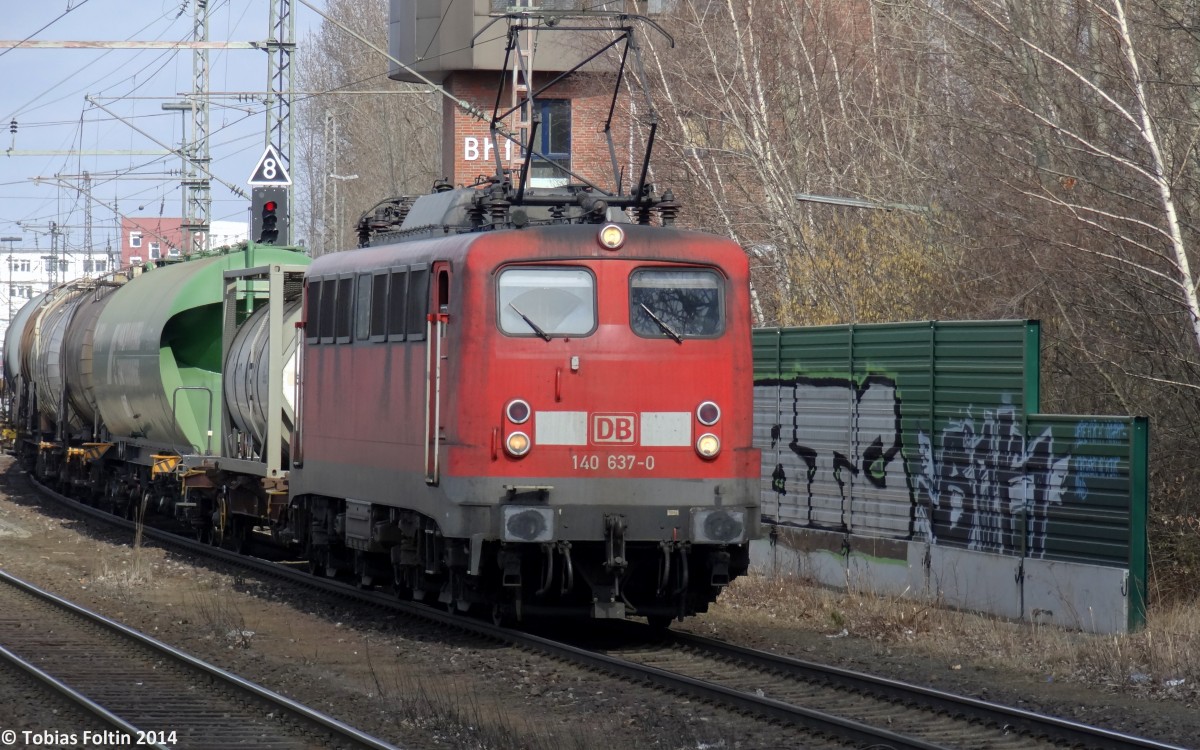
[150,242,161,260]
[7,258,30,272]
[130,231,142,248]
[531,99,571,187]
[58,260,68,272]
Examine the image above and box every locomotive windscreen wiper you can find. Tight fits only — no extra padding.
[640,303,683,343]
[509,303,553,341]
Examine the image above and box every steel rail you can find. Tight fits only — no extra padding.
[0,566,402,750]
[0,642,153,746]
[666,630,1188,750]
[23,477,936,748]
[25,474,1186,750]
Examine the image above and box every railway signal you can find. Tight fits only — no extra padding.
[252,186,288,245]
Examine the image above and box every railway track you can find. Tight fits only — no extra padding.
[0,642,116,747]
[0,566,400,750]
[24,474,1188,750]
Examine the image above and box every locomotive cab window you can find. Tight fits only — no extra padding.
[630,268,724,339]
[498,267,596,338]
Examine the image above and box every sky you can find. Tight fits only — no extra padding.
[0,0,325,255]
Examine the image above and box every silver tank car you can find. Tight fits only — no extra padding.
[31,287,88,434]
[223,298,302,462]
[61,281,124,429]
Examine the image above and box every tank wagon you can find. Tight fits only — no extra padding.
[6,246,310,543]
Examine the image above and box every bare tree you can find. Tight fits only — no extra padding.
[636,0,962,326]
[295,0,441,255]
[916,0,1200,597]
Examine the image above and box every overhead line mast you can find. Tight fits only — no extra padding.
[266,0,295,185]
[186,0,211,256]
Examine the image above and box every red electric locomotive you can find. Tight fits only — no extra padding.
[288,185,760,624]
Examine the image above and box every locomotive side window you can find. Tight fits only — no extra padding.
[335,276,353,343]
[407,265,429,341]
[354,274,372,341]
[305,280,320,343]
[318,278,336,342]
[387,268,408,341]
[630,268,724,338]
[370,272,388,341]
[497,267,596,338]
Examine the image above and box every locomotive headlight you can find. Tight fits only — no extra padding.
[503,506,554,542]
[506,398,531,424]
[695,433,721,459]
[692,509,746,544]
[598,224,625,250]
[697,401,721,426]
[505,431,531,457]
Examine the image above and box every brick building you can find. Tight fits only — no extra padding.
[119,217,248,267]
[442,71,622,190]
[390,2,632,191]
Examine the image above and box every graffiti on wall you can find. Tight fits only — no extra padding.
[912,406,1071,557]
[769,376,907,537]
[765,376,1078,557]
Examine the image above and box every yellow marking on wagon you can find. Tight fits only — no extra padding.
[151,454,181,477]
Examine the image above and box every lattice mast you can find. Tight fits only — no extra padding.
[185,0,212,255]
[265,0,295,230]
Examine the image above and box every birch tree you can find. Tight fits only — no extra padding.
[920,0,1200,594]
[637,0,962,326]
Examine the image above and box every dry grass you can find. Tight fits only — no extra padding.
[89,514,155,595]
[704,573,1199,695]
[190,588,256,648]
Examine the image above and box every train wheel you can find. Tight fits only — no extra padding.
[123,487,140,521]
[209,510,224,548]
[491,604,514,627]
[231,518,250,555]
[354,552,373,589]
[646,615,674,631]
[392,566,413,601]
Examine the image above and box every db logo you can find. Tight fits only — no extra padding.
[592,413,636,444]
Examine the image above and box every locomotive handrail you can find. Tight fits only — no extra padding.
[171,386,213,456]
[424,314,445,485]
